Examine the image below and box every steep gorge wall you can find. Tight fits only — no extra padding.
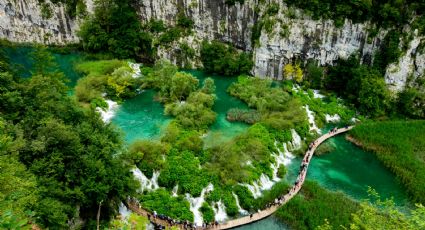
[1,0,424,91]
[0,0,79,44]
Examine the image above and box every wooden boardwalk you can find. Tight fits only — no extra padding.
[128,126,354,229]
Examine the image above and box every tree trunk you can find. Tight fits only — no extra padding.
[97,200,103,230]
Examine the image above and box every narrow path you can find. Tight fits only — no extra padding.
[128,126,354,229]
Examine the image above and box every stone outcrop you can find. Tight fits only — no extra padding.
[0,0,79,44]
[0,0,424,90]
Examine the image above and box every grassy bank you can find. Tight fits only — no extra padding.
[275,181,359,230]
[350,120,425,204]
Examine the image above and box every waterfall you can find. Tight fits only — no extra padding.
[289,129,302,151]
[131,168,160,193]
[313,90,325,99]
[241,174,275,199]
[305,105,321,134]
[243,182,262,199]
[271,143,295,181]
[185,183,214,227]
[212,200,228,222]
[172,185,179,197]
[119,202,131,220]
[128,62,142,78]
[325,114,341,123]
[232,193,248,215]
[96,100,119,123]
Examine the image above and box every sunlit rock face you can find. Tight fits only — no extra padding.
[0,0,80,44]
[1,0,423,88]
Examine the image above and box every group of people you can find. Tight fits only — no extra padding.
[135,126,353,229]
[148,210,222,229]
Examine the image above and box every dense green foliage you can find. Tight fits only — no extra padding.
[325,55,391,117]
[139,189,193,222]
[234,182,290,212]
[78,0,153,60]
[282,0,425,31]
[350,120,425,204]
[143,60,217,130]
[228,75,309,141]
[275,181,359,230]
[226,108,261,124]
[0,47,137,228]
[397,76,425,118]
[206,124,276,185]
[75,60,142,105]
[318,189,425,230]
[200,41,253,76]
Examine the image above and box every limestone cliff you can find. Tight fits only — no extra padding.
[0,0,79,44]
[0,0,424,91]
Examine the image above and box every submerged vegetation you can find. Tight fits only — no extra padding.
[350,120,425,204]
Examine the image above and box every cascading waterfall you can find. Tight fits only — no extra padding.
[119,202,131,220]
[232,193,248,215]
[212,200,228,222]
[172,185,179,197]
[185,183,214,227]
[128,62,142,78]
[271,143,296,181]
[313,90,325,99]
[244,142,296,198]
[325,114,341,123]
[132,168,160,193]
[96,100,119,123]
[305,105,321,134]
[289,129,302,151]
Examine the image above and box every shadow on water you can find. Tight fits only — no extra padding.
[1,46,83,87]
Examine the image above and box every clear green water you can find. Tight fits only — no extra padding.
[233,216,290,230]
[113,70,250,146]
[184,70,249,147]
[5,48,409,228]
[2,46,83,87]
[111,90,171,144]
[285,134,409,206]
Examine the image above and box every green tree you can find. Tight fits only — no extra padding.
[78,0,153,60]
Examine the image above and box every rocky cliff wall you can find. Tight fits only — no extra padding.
[0,0,79,44]
[0,0,423,91]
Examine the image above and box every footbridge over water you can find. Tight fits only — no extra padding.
[128,126,355,229]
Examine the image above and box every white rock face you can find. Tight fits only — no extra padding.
[385,31,425,92]
[0,0,79,44]
[2,0,423,89]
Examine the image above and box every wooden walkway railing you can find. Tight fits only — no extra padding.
[127,126,354,229]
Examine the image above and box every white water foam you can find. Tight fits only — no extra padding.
[289,129,302,151]
[271,142,295,181]
[305,105,321,134]
[242,174,275,199]
[96,100,119,123]
[232,193,248,215]
[212,200,228,222]
[119,202,131,220]
[325,114,341,123]
[132,168,160,193]
[172,185,179,197]
[185,183,214,227]
[128,62,142,78]
[313,90,325,99]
